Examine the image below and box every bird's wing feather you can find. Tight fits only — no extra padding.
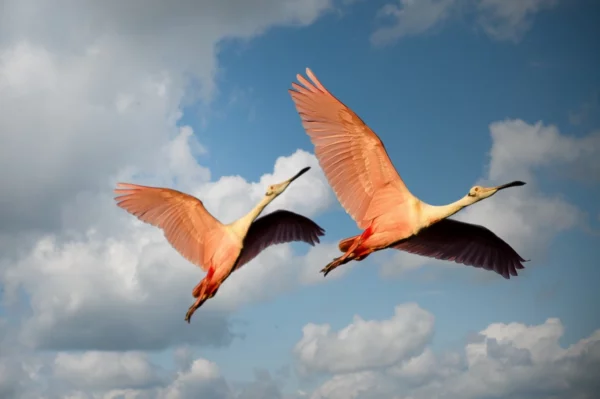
[114,183,222,271]
[289,68,414,229]
[392,218,527,279]
[234,210,325,270]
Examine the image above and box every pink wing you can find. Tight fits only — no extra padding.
[393,219,527,279]
[114,183,223,271]
[234,210,325,270]
[289,68,414,229]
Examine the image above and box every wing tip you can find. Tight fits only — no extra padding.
[114,182,141,195]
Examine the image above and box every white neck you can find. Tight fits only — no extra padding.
[421,196,473,226]
[229,195,274,238]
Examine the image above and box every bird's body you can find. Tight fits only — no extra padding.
[114,167,325,323]
[289,68,527,279]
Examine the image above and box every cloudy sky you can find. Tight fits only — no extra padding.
[0,0,599,398]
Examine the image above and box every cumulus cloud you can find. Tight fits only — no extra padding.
[0,1,593,399]
[2,142,335,352]
[294,303,434,374]
[196,149,334,224]
[0,0,334,238]
[23,304,597,399]
[158,358,231,399]
[2,349,289,399]
[53,352,164,391]
[380,119,597,279]
[0,0,343,397]
[487,120,600,183]
[302,304,600,399]
[369,0,557,45]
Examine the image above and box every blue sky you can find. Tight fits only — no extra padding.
[0,0,599,398]
[190,0,599,379]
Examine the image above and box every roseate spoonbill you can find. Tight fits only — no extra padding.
[114,167,325,323]
[289,69,527,279]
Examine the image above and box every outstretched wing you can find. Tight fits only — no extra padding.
[114,183,222,271]
[392,219,527,279]
[234,210,325,270]
[289,68,414,229]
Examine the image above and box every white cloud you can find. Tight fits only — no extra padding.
[196,149,334,224]
[371,0,456,46]
[0,0,334,238]
[0,1,593,399]
[158,358,231,399]
[379,251,433,279]
[0,135,336,392]
[0,0,342,336]
[302,304,600,399]
[0,0,342,396]
[380,119,597,279]
[368,0,558,45]
[476,0,559,42]
[487,120,600,183]
[1,142,335,352]
[294,303,434,374]
[1,345,288,399]
[54,352,163,391]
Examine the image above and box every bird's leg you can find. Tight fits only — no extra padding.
[341,225,373,259]
[321,226,374,277]
[185,266,215,324]
[185,286,220,323]
[191,281,204,298]
[185,296,208,323]
[321,255,354,277]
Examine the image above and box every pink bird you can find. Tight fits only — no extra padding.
[289,68,527,279]
[114,167,324,323]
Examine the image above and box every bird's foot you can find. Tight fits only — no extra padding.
[184,304,197,324]
[321,257,343,277]
[184,296,207,324]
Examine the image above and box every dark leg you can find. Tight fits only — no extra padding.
[185,296,208,323]
[321,255,354,276]
[191,280,204,298]
[321,226,374,277]
[185,266,215,324]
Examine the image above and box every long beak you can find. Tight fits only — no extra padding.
[495,180,526,190]
[285,166,311,184]
[483,180,526,194]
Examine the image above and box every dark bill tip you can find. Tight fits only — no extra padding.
[290,166,311,182]
[497,181,526,190]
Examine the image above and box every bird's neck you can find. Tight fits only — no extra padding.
[230,195,273,238]
[421,196,471,226]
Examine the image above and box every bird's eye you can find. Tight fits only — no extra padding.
[474,187,479,192]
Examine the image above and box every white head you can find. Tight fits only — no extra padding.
[265,166,311,198]
[464,180,526,205]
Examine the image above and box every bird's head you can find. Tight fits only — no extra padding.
[265,166,311,197]
[464,180,526,204]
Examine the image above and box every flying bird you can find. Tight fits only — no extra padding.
[114,167,325,323]
[289,68,527,279]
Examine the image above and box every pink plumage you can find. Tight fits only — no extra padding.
[289,68,527,279]
[114,167,324,323]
